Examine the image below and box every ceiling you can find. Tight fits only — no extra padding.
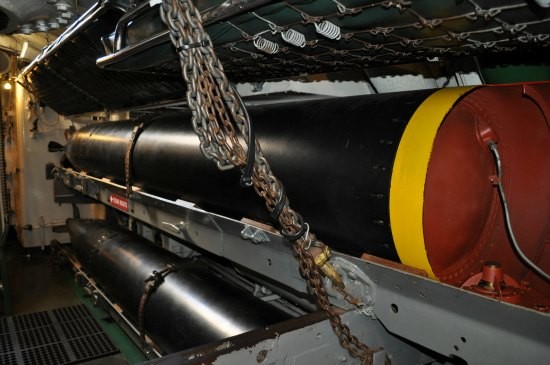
[16,0,550,115]
[207,0,550,79]
[0,0,98,35]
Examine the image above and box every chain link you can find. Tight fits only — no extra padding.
[160,0,376,363]
[293,242,375,363]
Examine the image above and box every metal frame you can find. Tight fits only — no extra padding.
[139,310,430,365]
[65,250,163,359]
[53,166,550,365]
[18,0,112,81]
[54,166,309,296]
[97,0,274,69]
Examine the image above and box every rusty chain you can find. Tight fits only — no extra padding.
[160,0,376,363]
[293,242,375,363]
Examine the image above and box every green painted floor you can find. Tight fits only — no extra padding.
[62,265,148,364]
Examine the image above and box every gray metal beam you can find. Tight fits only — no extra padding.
[54,166,550,364]
[138,310,430,365]
[331,254,550,365]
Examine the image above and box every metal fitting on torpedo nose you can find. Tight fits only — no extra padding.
[313,245,345,288]
[279,209,345,289]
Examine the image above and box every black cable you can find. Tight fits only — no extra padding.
[363,69,379,94]
[474,56,486,85]
[232,87,255,187]
[281,212,308,241]
[270,184,286,221]
[487,141,550,282]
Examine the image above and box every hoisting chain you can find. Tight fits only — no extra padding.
[160,0,375,363]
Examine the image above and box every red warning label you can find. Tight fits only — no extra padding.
[108,194,129,212]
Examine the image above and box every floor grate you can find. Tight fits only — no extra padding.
[0,333,14,353]
[0,317,8,334]
[21,342,70,365]
[16,325,60,349]
[13,312,52,332]
[0,304,119,365]
[53,305,91,324]
[60,317,103,340]
[0,351,17,365]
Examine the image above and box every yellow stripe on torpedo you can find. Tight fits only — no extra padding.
[389,86,478,279]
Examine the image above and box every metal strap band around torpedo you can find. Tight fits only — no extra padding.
[138,263,180,347]
[125,121,146,197]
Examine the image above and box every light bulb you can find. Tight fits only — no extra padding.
[3,82,11,90]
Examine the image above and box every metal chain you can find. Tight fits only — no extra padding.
[160,0,375,363]
[293,242,375,363]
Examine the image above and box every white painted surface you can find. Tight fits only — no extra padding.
[10,85,96,247]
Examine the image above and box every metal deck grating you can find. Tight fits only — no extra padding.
[0,351,17,365]
[53,305,93,324]
[0,304,119,365]
[69,333,119,361]
[0,333,14,353]
[16,325,60,348]
[60,317,103,339]
[0,317,8,334]
[13,312,52,332]
[21,343,70,365]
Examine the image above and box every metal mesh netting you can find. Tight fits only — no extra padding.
[22,0,550,114]
[208,0,550,79]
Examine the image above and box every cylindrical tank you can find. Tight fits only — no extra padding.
[64,84,550,289]
[67,219,291,354]
[67,90,435,261]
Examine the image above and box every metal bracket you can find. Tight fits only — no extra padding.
[241,225,270,244]
[326,257,377,318]
[81,179,98,198]
[161,221,186,234]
